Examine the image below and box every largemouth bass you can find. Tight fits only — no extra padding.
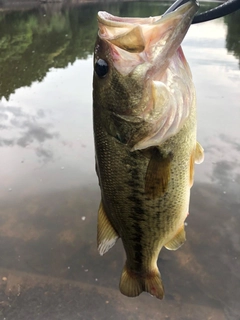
[93,0,204,299]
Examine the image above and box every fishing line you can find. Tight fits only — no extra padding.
[163,0,240,23]
[192,0,240,23]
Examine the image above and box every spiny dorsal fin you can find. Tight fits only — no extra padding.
[145,149,173,199]
[164,225,186,251]
[195,141,204,164]
[97,200,119,255]
[109,26,145,53]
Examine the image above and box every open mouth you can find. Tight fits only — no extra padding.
[97,0,199,66]
[98,0,199,30]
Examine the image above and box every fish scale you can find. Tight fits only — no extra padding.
[93,0,204,299]
[94,95,196,280]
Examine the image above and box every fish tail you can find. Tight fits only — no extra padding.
[119,264,164,299]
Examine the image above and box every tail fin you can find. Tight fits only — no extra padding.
[119,264,164,299]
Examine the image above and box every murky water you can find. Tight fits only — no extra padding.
[0,1,239,319]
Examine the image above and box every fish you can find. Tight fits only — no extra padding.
[93,0,204,300]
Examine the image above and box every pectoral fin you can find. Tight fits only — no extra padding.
[164,225,186,250]
[97,201,119,255]
[145,149,173,199]
[195,141,204,164]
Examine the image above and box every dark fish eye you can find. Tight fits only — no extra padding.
[95,59,108,78]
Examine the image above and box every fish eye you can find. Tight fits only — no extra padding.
[95,59,108,78]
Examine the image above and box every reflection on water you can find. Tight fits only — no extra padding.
[1,1,240,100]
[225,10,240,67]
[0,1,240,319]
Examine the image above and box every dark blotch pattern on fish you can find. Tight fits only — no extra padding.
[125,155,148,271]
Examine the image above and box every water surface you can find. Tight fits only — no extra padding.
[0,1,240,319]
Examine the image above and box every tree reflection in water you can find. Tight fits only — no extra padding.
[225,10,240,67]
[1,1,239,100]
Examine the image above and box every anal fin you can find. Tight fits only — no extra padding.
[119,264,164,300]
[145,148,173,199]
[97,200,119,255]
[164,225,186,251]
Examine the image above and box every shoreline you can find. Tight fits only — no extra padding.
[0,0,226,12]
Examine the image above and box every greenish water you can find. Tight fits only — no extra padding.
[0,2,240,320]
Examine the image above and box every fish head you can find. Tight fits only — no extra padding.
[93,1,199,149]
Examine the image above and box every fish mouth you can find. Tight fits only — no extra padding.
[96,2,199,151]
[98,0,199,41]
[163,0,199,17]
[98,0,199,26]
[97,1,199,74]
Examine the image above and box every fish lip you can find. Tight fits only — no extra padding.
[97,12,162,27]
[98,1,199,28]
[97,1,198,76]
[156,0,199,24]
[162,0,199,17]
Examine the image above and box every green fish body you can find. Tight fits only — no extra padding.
[93,1,204,299]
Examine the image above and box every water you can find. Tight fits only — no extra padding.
[0,1,240,319]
